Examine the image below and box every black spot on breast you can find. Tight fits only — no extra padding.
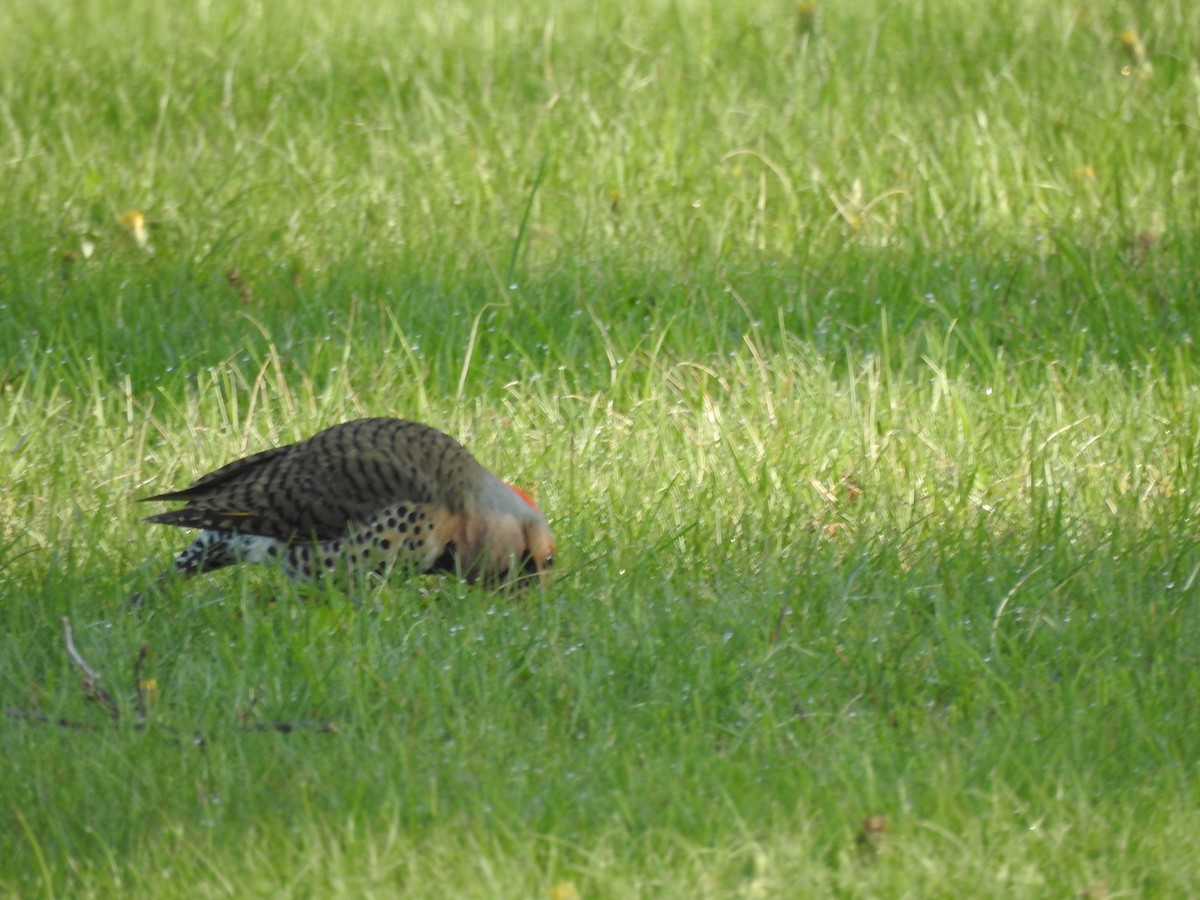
[407,510,421,524]
[379,539,391,551]
[398,523,408,534]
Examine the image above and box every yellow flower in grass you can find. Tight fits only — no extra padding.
[1119,29,1152,77]
[796,3,817,36]
[138,677,158,708]
[119,209,150,250]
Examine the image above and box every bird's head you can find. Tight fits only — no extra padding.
[457,476,556,588]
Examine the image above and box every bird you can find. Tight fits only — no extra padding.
[131,417,555,602]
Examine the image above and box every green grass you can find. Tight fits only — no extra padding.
[3,0,1200,895]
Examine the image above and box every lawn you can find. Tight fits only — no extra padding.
[3,0,1200,895]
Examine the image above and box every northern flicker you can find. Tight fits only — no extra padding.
[132,418,555,601]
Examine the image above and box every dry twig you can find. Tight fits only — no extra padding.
[7,622,342,739]
[133,643,150,721]
[62,617,119,719]
[4,708,98,730]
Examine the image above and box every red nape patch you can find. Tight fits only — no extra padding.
[506,483,539,510]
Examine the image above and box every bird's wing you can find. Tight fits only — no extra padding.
[140,420,454,541]
[138,443,297,503]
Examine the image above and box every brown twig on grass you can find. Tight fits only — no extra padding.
[236,694,339,734]
[7,623,342,738]
[4,708,98,730]
[769,601,788,648]
[239,719,340,734]
[62,617,119,719]
[133,643,151,721]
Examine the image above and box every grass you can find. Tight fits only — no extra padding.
[3,0,1200,895]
